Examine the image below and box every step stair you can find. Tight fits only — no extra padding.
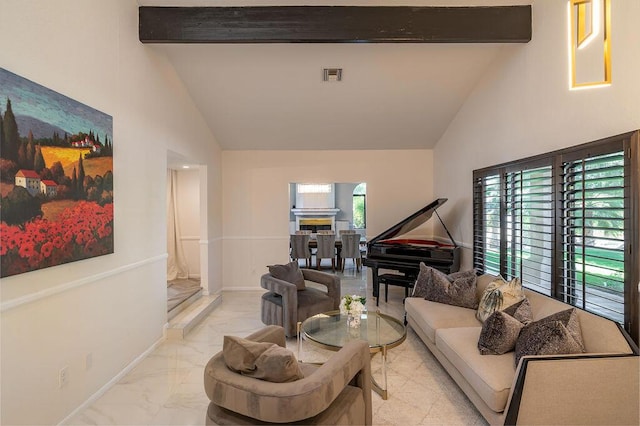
[167,293,222,339]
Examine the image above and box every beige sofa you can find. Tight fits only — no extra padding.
[404,274,640,425]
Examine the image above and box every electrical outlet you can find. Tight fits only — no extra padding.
[59,366,68,388]
[85,353,93,371]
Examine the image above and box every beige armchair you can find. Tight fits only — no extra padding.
[204,325,372,425]
[261,268,340,337]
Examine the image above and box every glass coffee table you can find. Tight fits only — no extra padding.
[298,310,406,400]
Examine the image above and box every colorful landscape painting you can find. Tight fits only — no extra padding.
[0,68,113,278]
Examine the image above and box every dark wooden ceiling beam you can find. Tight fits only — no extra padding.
[139,6,531,44]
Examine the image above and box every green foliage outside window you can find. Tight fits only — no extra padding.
[353,183,366,229]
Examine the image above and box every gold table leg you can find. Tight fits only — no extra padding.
[370,345,389,400]
[297,321,302,361]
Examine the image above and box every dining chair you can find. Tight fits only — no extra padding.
[339,229,357,235]
[290,233,311,268]
[340,232,362,272]
[315,232,336,272]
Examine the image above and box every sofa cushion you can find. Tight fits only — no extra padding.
[268,261,306,290]
[405,297,480,343]
[223,336,304,383]
[515,308,585,366]
[476,276,526,322]
[477,311,525,355]
[413,263,478,309]
[436,327,516,413]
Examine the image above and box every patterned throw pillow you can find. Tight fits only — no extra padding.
[476,276,526,323]
[223,336,304,383]
[514,308,585,367]
[477,297,533,355]
[412,263,478,309]
[477,311,525,355]
[502,298,534,325]
[268,261,306,290]
[411,262,433,298]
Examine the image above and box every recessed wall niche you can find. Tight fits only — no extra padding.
[569,0,611,89]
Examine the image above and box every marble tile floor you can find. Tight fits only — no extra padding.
[67,267,488,426]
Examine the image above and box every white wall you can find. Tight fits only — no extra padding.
[0,1,222,424]
[433,0,640,269]
[176,169,202,278]
[222,150,433,289]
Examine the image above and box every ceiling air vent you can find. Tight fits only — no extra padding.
[322,68,342,82]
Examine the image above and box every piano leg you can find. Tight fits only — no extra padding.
[371,268,380,302]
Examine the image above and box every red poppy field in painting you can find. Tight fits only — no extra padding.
[1,201,113,276]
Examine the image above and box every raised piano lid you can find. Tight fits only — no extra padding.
[368,198,458,248]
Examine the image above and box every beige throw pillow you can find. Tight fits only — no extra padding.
[223,335,304,383]
[476,276,526,323]
[251,345,304,382]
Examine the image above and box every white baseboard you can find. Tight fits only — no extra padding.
[57,334,166,425]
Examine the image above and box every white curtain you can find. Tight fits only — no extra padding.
[167,169,189,281]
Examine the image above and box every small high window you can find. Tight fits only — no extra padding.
[353,183,366,229]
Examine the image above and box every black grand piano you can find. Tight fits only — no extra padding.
[363,198,460,303]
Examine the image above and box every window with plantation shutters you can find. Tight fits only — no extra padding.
[473,174,501,276]
[560,151,626,324]
[505,165,554,295]
[473,131,639,344]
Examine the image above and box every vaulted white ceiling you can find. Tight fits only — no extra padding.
[141,0,530,151]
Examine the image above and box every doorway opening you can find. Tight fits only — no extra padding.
[167,151,206,315]
[287,182,367,270]
[288,182,367,236]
